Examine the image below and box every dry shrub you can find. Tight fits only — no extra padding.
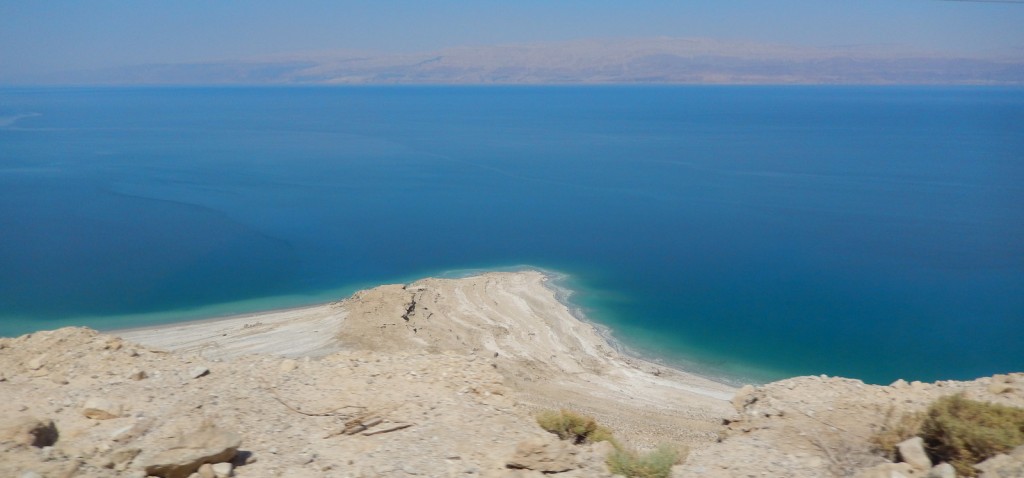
[536,409,616,445]
[920,393,1024,476]
[607,444,684,478]
[535,408,686,478]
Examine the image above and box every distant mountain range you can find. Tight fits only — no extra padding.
[23,38,1024,85]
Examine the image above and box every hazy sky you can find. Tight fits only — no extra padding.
[2,0,1022,79]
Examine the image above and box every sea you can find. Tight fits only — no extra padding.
[1,86,1021,385]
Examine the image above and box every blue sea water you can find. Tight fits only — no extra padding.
[1,86,1021,384]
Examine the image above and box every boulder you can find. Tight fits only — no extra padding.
[898,437,932,470]
[505,437,581,473]
[0,416,58,447]
[141,423,241,478]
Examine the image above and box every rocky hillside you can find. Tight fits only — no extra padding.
[1,272,1021,477]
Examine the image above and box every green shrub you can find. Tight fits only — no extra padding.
[536,409,616,445]
[606,444,684,478]
[920,393,1024,476]
[869,406,925,460]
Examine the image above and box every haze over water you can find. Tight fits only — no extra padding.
[1,86,1021,384]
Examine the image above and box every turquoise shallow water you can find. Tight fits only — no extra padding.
[1,86,1022,384]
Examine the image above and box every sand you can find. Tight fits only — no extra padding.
[117,270,736,446]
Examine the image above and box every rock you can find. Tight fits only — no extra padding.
[926,463,956,478]
[898,437,932,470]
[975,445,1024,478]
[590,439,616,459]
[854,462,918,478]
[197,463,215,478]
[505,437,581,473]
[279,359,298,373]
[111,417,154,442]
[129,369,148,381]
[82,397,122,420]
[18,472,43,478]
[211,462,233,477]
[988,383,1015,394]
[141,423,240,478]
[189,366,210,379]
[731,384,757,411]
[0,417,59,447]
[26,354,47,370]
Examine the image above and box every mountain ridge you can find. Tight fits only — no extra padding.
[14,37,1024,85]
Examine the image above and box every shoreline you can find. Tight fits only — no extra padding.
[115,270,737,414]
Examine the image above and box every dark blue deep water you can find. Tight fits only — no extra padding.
[1,86,1021,384]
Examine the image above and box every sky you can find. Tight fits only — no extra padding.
[2,0,1023,81]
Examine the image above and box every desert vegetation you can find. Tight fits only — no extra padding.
[536,409,684,478]
[870,393,1024,476]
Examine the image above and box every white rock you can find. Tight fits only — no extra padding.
[189,366,210,379]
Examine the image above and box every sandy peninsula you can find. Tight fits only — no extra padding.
[117,270,737,445]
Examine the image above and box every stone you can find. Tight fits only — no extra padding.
[141,423,240,478]
[898,436,932,470]
[129,370,148,381]
[505,437,580,473]
[197,463,215,478]
[854,462,917,478]
[211,462,233,477]
[0,417,59,447]
[926,463,956,478]
[189,367,210,379]
[988,383,1015,395]
[83,397,122,420]
[26,354,47,370]
[111,417,154,443]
